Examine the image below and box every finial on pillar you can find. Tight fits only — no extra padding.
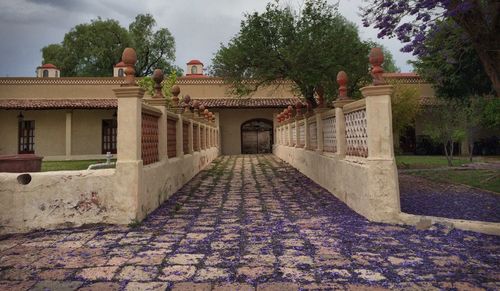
[152,69,164,98]
[192,100,200,117]
[171,85,180,107]
[122,48,137,86]
[336,71,349,100]
[203,108,209,120]
[369,47,386,85]
[315,85,325,108]
[287,105,293,119]
[295,101,303,118]
[183,94,191,114]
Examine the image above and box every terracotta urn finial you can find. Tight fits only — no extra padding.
[170,85,180,107]
[315,85,325,108]
[192,100,200,117]
[369,47,386,85]
[183,94,191,114]
[152,69,164,98]
[287,105,293,118]
[122,48,137,86]
[295,101,303,118]
[336,71,348,100]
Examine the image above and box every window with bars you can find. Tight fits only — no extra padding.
[18,120,35,154]
[102,119,117,154]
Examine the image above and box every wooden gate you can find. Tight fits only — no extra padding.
[241,119,273,154]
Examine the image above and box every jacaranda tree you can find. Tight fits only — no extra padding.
[361,0,500,96]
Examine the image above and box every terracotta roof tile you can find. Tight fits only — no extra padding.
[194,98,301,109]
[0,99,117,110]
[187,59,203,65]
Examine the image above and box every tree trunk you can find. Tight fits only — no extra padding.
[452,2,500,96]
[469,143,474,162]
[450,140,455,166]
[472,43,500,97]
[444,140,453,167]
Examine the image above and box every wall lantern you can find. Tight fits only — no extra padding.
[17,112,24,123]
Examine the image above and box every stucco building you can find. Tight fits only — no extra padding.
[0,60,457,160]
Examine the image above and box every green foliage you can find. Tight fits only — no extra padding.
[137,70,178,108]
[390,83,420,137]
[41,159,114,171]
[395,155,472,169]
[422,100,467,166]
[128,218,142,228]
[412,20,494,100]
[211,0,376,104]
[411,169,500,193]
[128,14,179,76]
[41,14,178,77]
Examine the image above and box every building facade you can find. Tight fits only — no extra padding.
[2,61,475,160]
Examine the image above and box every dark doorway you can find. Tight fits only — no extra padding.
[241,119,273,154]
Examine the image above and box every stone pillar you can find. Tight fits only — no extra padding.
[176,115,184,157]
[315,110,324,153]
[113,79,145,221]
[144,69,168,160]
[361,85,395,160]
[333,101,350,158]
[188,120,194,154]
[65,111,72,160]
[304,117,309,149]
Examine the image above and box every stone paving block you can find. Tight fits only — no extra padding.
[125,282,169,291]
[118,266,158,281]
[38,268,75,280]
[195,267,230,281]
[79,282,121,291]
[159,265,196,281]
[256,282,299,291]
[30,280,83,291]
[213,283,255,291]
[167,253,204,265]
[0,280,36,291]
[75,266,119,281]
[171,282,212,291]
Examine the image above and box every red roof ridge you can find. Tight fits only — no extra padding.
[187,59,203,65]
[38,63,58,69]
[114,61,126,68]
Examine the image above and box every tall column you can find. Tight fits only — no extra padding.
[361,85,395,160]
[188,120,194,154]
[333,102,348,158]
[304,117,309,149]
[144,69,168,161]
[176,115,184,157]
[65,111,72,160]
[315,110,324,153]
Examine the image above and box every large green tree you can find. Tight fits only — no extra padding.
[412,20,494,99]
[42,14,177,77]
[211,0,384,104]
[129,14,177,76]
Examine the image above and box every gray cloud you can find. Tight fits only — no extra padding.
[0,0,415,77]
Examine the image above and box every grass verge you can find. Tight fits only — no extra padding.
[410,169,500,193]
[42,160,109,171]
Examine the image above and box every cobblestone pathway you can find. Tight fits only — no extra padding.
[1,155,499,291]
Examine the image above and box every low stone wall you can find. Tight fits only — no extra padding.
[0,147,220,235]
[141,148,219,218]
[274,145,400,222]
[0,169,120,234]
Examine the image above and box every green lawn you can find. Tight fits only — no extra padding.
[411,169,500,193]
[396,155,473,169]
[42,160,109,171]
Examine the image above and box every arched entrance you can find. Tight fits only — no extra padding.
[241,119,273,154]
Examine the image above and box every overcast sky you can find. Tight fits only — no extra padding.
[0,0,416,77]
